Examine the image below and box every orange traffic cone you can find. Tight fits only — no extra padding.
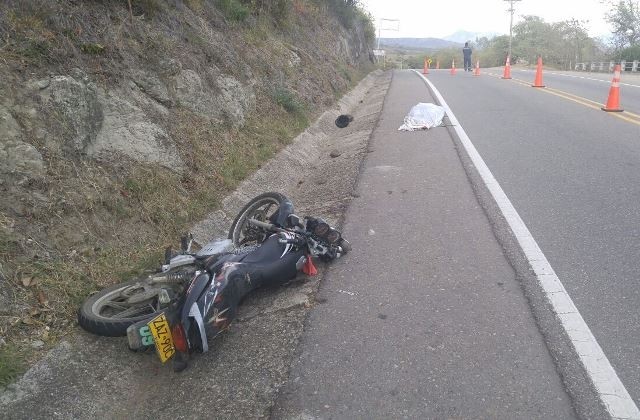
[502,55,512,79]
[436,60,440,70]
[473,60,480,76]
[602,64,624,112]
[450,59,456,75]
[532,56,545,87]
[423,58,429,75]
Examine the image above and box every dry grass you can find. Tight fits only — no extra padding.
[0,93,313,386]
[0,0,373,387]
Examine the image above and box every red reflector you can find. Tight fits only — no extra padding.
[171,323,188,353]
[303,257,318,276]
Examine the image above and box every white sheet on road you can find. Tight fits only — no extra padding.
[398,102,445,131]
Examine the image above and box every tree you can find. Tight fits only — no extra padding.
[605,0,640,47]
[475,35,510,67]
[554,19,595,66]
[433,15,603,69]
[513,15,563,64]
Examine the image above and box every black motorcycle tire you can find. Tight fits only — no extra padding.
[77,278,169,337]
[228,192,287,247]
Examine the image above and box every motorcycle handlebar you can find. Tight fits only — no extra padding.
[247,218,278,231]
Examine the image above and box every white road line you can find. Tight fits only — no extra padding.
[413,69,640,420]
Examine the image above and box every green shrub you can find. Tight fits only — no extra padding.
[0,345,25,388]
[216,0,250,22]
[79,43,105,55]
[132,0,164,16]
[361,12,376,45]
[323,0,358,27]
[273,87,304,115]
[619,45,640,61]
[184,0,205,12]
[270,0,291,24]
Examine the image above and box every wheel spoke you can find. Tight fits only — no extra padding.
[110,304,153,319]
[102,301,128,311]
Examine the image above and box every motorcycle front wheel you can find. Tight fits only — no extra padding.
[77,276,178,337]
[228,192,287,248]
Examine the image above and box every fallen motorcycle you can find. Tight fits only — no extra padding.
[77,192,350,371]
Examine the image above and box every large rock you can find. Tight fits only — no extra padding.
[172,69,254,127]
[0,106,44,178]
[29,70,182,169]
[131,71,173,107]
[87,90,183,170]
[173,69,214,116]
[0,106,21,143]
[39,71,102,153]
[216,75,255,126]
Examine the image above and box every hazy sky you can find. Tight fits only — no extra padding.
[359,0,613,39]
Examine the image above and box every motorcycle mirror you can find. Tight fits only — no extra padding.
[287,214,303,228]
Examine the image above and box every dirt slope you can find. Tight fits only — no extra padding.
[0,0,374,385]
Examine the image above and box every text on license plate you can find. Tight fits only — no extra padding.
[148,313,175,363]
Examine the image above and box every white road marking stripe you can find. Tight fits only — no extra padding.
[414,69,640,419]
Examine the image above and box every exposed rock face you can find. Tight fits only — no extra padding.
[1,1,371,175]
[24,70,183,169]
[0,105,44,179]
[173,69,254,127]
[39,71,102,153]
[87,89,183,169]
[131,71,174,107]
[174,69,212,115]
[21,63,256,171]
[216,75,255,126]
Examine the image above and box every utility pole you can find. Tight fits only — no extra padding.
[504,0,522,60]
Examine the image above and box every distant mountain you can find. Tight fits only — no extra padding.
[443,30,502,44]
[379,37,461,50]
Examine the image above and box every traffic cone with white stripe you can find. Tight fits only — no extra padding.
[450,59,456,75]
[602,64,624,112]
[423,58,429,75]
[532,56,545,88]
[473,60,480,76]
[502,55,512,79]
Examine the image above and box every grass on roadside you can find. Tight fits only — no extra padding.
[0,345,25,388]
[0,92,314,387]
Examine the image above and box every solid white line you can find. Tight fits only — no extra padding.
[413,69,640,419]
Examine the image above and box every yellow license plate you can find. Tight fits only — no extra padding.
[147,313,175,363]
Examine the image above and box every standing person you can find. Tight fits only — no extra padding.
[463,42,472,72]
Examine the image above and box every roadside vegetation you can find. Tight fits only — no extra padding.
[0,0,375,387]
[386,1,639,71]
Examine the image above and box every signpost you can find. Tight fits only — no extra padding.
[376,18,400,69]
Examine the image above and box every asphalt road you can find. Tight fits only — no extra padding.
[272,70,576,418]
[424,68,640,407]
[486,67,640,114]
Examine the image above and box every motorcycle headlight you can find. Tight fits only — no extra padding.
[326,229,341,244]
[314,222,330,236]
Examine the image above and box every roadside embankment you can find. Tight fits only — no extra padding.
[0,70,391,420]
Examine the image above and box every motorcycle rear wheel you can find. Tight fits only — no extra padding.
[228,192,287,248]
[78,277,177,337]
